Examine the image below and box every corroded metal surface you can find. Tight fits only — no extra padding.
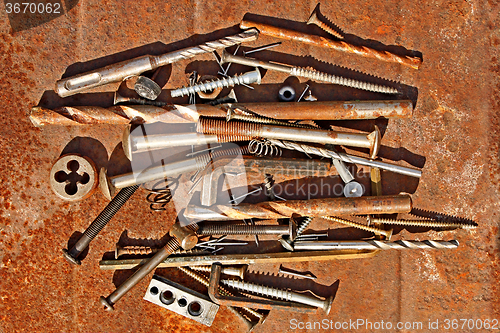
[1,1,499,333]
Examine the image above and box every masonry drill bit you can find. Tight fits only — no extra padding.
[266,139,422,178]
[220,50,398,94]
[55,29,259,97]
[240,19,421,69]
[293,240,459,251]
[184,194,412,221]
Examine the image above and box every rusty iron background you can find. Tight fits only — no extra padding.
[1,0,500,332]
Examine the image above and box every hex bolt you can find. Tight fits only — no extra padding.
[62,184,139,265]
[226,108,316,129]
[171,69,261,98]
[99,223,198,311]
[198,219,297,237]
[322,216,393,239]
[220,50,398,94]
[279,215,313,251]
[197,117,380,156]
[221,279,334,314]
[306,11,343,39]
[178,266,267,329]
[368,217,477,229]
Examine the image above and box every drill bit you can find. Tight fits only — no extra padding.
[294,240,459,251]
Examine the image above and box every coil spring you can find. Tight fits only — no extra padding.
[143,176,180,211]
[249,139,282,157]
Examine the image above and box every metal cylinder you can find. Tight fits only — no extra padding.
[293,240,459,251]
[55,29,259,97]
[169,224,198,250]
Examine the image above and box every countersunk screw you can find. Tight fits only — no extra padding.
[279,215,313,251]
[62,184,140,265]
[171,69,261,98]
[368,217,477,229]
[322,216,393,239]
[222,279,334,314]
[307,11,343,39]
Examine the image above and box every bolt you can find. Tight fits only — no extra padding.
[306,11,343,39]
[220,50,398,94]
[197,219,297,237]
[99,223,198,311]
[221,279,334,314]
[62,184,139,265]
[279,215,313,251]
[171,69,261,98]
[322,216,393,239]
[178,266,267,329]
[368,217,477,229]
[226,108,316,129]
[197,117,379,154]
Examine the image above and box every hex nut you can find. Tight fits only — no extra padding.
[49,154,98,201]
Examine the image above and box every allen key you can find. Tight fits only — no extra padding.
[208,263,316,313]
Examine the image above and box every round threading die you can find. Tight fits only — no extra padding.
[50,154,98,201]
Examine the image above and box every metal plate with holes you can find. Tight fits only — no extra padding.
[49,154,98,201]
[144,275,219,327]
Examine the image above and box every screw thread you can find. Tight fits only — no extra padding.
[228,112,315,129]
[222,279,293,301]
[372,218,476,229]
[118,245,154,257]
[171,70,261,98]
[197,117,261,139]
[194,145,249,170]
[297,216,314,236]
[289,67,398,94]
[323,216,390,238]
[197,224,289,235]
[83,185,139,240]
[307,12,343,39]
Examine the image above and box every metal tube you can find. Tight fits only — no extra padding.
[293,240,459,251]
[55,29,259,97]
[29,100,413,127]
[239,19,422,69]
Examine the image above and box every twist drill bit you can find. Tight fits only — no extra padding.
[239,19,421,69]
[293,240,459,251]
[55,29,259,97]
[266,139,422,178]
[171,69,261,98]
[220,50,398,94]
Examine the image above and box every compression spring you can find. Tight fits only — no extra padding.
[249,139,282,157]
[143,177,179,211]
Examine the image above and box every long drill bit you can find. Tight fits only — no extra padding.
[240,19,422,69]
[55,29,259,97]
[293,240,459,251]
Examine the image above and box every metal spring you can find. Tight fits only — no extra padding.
[143,177,180,211]
[195,145,250,170]
[249,139,282,157]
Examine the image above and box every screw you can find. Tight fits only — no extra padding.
[220,50,398,94]
[221,279,334,314]
[279,215,313,251]
[197,117,380,154]
[171,69,261,98]
[178,266,267,330]
[99,224,198,311]
[62,184,139,265]
[368,217,477,229]
[197,219,297,237]
[306,11,343,39]
[322,216,392,239]
[226,108,316,129]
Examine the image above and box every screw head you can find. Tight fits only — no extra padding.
[278,237,294,251]
[62,248,81,265]
[368,125,381,159]
[323,295,335,315]
[122,125,133,161]
[99,296,115,311]
[99,167,115,201]
[306,11,319,25]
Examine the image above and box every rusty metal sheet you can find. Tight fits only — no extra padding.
[1,0,499,333]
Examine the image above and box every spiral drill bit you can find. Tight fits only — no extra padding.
[55,29,259,97]
[239,20,421,69]
[171,69,261,98]
[293,240,459,251]
[266,139,422,178]
[220,50,398,94]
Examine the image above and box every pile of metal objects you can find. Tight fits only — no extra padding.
[33,6,477,331]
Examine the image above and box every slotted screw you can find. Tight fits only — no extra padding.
[62,184,139,265]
